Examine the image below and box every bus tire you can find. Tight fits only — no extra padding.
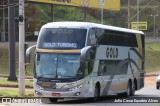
[125,80,135,97]
[131,81,135,96]
[90,84,100,102]
[134,79,137,90]
[49,98,58,103]
[156,85,159,89]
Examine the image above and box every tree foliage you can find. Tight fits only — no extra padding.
[24,0,160,34]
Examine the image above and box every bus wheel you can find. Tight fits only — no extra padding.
[156,85,159,89]
[125,81,135,97]
[131,81,135,96]
[49,98,58,103]
[91,84,100,102]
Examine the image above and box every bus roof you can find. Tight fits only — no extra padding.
[41,22,144,35]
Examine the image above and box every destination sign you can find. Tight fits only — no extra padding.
[43,42,77,48]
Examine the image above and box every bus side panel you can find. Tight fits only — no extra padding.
[95,45,132,96]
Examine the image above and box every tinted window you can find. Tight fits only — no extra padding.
[116,63,128,75]
[98,60,128,76]
[97,29,138,47]
[37,28,87,49]
[98,60,120,76]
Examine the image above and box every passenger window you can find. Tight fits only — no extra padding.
[116,63,128,75]
[98,61,107,76]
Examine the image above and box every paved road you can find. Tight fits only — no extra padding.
[0,84,159,106]
[135,84,160,97]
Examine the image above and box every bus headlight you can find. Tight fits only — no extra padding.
[69,83,83,91]
[35,84,44,90]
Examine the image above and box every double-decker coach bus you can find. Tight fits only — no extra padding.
[26,22,145,102]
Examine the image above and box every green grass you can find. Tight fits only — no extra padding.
[146,43,160,51]
[0,47,34,76]
[0,89,34,97]
[0,78,33,86]
[145,42,160,73]
[0,78,33,97]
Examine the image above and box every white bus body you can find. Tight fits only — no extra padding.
[26,22,145,102]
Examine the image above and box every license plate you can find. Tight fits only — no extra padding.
[52,93,60,96]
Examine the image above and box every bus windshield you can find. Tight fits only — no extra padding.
[35,53,83,79]
[37,28,87,49]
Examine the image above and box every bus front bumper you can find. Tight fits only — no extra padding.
[34,89,85,98]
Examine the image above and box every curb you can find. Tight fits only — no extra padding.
[145,74,157,77]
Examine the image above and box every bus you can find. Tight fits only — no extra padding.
[26,22,145,102]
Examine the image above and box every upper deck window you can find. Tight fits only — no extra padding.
[88,28,138,47]
[37,28,87,49]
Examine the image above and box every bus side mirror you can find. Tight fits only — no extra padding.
[80,46,96,60]
[26,45,36,63]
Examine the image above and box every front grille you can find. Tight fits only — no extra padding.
[44,88,69,92]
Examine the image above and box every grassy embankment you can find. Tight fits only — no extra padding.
[0,78,33,85]
[0,46,34,97]
[0,47,34,76]
[145,42,160,73]
[0,78,33,97]
[0,89,33,97]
